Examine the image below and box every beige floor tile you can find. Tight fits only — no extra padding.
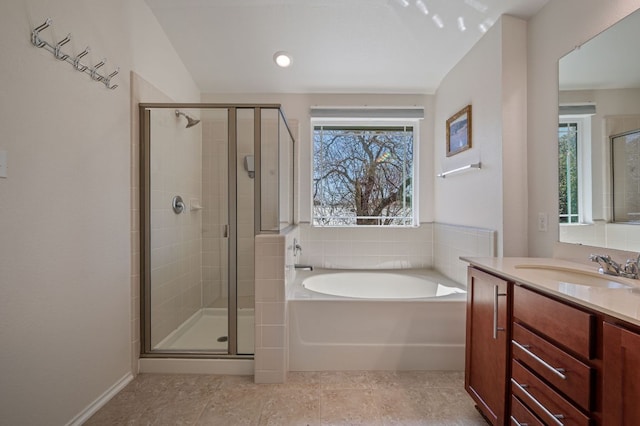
[86,371,487,426]
[195,386,266,425]
[320,389,382,425]
[317,370,381,390]
[258,388,321,426]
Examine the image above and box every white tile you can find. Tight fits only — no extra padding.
[260,302,286,325]
[255,348,285,370]
[260,325,285,348]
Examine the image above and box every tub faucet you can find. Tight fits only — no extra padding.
[294,264,313,271]
[589,253,640,279]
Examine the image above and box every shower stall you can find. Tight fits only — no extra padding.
[139,104,295,358]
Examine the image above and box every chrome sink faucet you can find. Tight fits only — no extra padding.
[589,253,640,279]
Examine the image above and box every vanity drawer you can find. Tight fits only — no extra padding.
[511,360,590,426]
[513,285,594,359]
[511,395,544,426]
[512,323,593,411]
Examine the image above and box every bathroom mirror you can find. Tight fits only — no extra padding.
[558,8,640,250]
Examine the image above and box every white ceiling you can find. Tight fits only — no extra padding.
[145,0,550,94]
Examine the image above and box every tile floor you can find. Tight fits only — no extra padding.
[86,371,488,425]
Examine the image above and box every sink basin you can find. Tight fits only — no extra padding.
[514,264,633,289]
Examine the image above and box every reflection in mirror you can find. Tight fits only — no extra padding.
[612,129,640,223]
[558,7,640,250]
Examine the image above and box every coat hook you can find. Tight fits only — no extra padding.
[105,67,119,90]
[31,18,52,47]
[74,47,90,71]
[54,33,72,60]
[90,58,105,81]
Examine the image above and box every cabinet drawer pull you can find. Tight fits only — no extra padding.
[493,284,507,339]
[510,416,528,426]
[511,378,565,426]
[512,339,567,380]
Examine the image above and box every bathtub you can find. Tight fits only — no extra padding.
[288,268,467,371]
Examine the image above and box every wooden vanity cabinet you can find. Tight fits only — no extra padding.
[466,264,640,426]
[602,322,640,424]
[511,285,595,426]
[465,267,510,425]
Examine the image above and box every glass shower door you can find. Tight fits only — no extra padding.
[141,103,291,358]
[145,107,230,353]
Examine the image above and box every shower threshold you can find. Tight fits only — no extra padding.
[154,308,254,354]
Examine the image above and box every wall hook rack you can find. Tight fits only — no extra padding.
[31,18,119,90]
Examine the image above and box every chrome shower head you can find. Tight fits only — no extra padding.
[175,110,201,128]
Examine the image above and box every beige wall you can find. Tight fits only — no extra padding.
[527,0,640,257]
[0,0,199,424]
[434,15,528,257]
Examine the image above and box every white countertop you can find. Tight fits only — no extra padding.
[461,257,640,327]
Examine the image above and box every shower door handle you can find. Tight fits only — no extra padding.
[223,224,228,238]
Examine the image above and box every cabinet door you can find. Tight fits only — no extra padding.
[603,322,640,425]
[465,267,509,426]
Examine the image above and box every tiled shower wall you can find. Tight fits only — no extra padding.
[237,112,256,306]
[149,109,203,347]
[201,115,229,308]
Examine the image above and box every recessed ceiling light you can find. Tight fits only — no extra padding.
[273,51,292,68]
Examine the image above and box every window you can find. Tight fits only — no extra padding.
[558,116,592,224]
[312,121,417,226]
[558,121,579,223]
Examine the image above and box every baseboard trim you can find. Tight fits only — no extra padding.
[66,372,134,426]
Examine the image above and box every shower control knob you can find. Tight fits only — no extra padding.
[172,195,185,214]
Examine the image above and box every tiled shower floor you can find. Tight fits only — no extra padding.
[86,371,488,425]
[154,308,254,353]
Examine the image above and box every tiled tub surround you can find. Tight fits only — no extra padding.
[288,269,467,371]
[297,222,496,283]
[252,223,495,382]
[433,223,497,284]
[297,223,434,270]
[254,227,300,383]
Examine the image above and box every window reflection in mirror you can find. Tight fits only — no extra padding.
[558,8,640,250]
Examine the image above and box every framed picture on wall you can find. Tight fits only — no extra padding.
[446,105,472,157]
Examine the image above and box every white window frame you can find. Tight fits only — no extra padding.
[310,118,420,227]
[559,115,592,224]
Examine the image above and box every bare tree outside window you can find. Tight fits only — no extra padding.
[313,125,416,226]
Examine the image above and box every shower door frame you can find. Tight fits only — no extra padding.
[139,103,286,359]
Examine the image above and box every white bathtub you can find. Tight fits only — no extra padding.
[288,268,467,371]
